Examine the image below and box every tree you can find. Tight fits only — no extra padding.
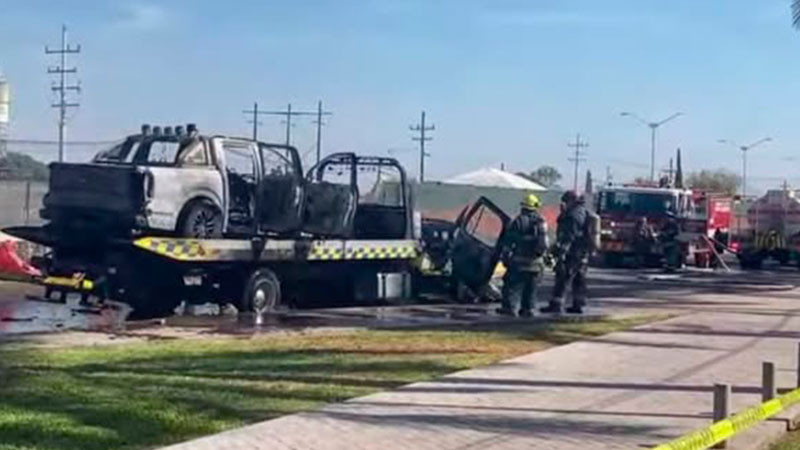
[793,0,800,29]
[0,152,49,181]
[686,169,740,196]
[524,165,562,187]
[674,148,684,189]
[585,170,593,194]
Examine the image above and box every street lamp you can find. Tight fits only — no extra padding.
[717,137,772,200]
[620,111,684,183]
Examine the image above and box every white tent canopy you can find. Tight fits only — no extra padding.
[443,167,547,191]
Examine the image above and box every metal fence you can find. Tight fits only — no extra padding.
[0,180,47,228]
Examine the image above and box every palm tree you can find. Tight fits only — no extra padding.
[794,0,800,29]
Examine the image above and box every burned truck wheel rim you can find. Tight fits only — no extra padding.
[253,286,273,311]
[192,209,217,238]
[243,268,281,314]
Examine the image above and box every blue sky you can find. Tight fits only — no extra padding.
[1,0,800,191]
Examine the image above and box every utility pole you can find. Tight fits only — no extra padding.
[567,133,589,192]
[312,100,332,164]
[244,103,330,149]
[410,110,434,183]
[46,24,81,162]
[242,102,264,140]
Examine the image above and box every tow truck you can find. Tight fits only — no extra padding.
[3,125,506,318]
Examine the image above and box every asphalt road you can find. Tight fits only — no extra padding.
[1,265,798,342]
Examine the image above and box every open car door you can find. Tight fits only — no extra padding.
[302,153,358,238]
[256,144,305,234]
[450,196,510,292]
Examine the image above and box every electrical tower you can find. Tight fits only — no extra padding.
[410,111,434,183]
[243,102,330,159]
[46,24,81,163]
[567,133,589,192]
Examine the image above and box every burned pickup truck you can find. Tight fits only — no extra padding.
[40,124,305,242]
[35,124,413,243]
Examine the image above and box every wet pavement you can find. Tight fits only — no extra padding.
[0,266,797,343]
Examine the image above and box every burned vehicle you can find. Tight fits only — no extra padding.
[40,124,305,242]
[6,126,418,317]
[418,197,510,302]
[37,124,416,245]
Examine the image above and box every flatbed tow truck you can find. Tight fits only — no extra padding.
[3,126,505,319]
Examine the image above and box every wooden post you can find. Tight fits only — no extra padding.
[796,343,800,388]
[763,362,777,402]
[24,180,31,225]
[712,383,731,449]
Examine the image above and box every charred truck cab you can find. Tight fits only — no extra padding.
[6,125,424,318]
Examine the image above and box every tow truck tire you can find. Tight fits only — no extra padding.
[777,250,791,266]
[241,268,282,314]
[178,200,223,239]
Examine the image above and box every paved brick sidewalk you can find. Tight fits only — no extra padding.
[164,287,800,450]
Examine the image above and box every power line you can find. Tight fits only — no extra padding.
[45,24,81,163]
[4,139,116,145]
[242,102,331,149]
[567,133,589,192]
[410,110,434,183]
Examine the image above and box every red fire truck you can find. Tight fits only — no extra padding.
[595,185,731,267]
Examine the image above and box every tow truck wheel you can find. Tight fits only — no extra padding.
[179,200,223,239]
[242,268,282,314]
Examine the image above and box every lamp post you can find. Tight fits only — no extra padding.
[717,137,771,200]
[620,111,683,183]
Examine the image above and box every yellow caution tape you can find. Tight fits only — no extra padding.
[653,387,800,450]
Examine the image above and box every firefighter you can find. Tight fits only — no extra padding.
[634,217,656,268]
[496,193,549,318]
[542,191,591,315]
[711,228,726,268]
[661,214,682,272]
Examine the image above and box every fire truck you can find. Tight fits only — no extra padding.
[595,185,732,267]
[734,188,800,269]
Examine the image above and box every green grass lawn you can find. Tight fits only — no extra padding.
[773,431,800,449]
[0,315,662,450]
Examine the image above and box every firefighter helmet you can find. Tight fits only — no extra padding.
[521,193,541,210]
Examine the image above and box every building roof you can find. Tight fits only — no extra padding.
[443,168,547,191]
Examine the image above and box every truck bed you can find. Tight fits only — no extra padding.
[40,163,145,238]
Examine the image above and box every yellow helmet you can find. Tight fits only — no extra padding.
[521,193,541,210]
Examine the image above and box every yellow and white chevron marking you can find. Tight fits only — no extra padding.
[346,242,418,260]
[134,237,419,262]
[307,242,345,261]
[653,388,800,450]
[134,237,221,261]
